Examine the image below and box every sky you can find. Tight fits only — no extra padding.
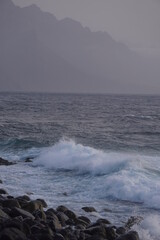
[12,0,160,56]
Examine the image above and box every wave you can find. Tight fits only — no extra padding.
[34,139,137,175]
[33,139,160,209]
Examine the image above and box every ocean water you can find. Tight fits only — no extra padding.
[0,92,160,239]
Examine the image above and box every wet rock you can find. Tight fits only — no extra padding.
[46,208,57,216]
[105,226,117,240]
[84,225,107,238]
[116,227,126,235]
[96,218,111,225]
[65,209,77,221]
[0,227,27,240]
[10,207,35,220]
[125,216,143,229]
[57,205,69,213]
[0,188,8,194]
[82,206,97,212]
[36,198,48,208]
[56,211,69,226]
[3,199,21,209]
[22,200,43,213]
[33,209,46,221]
[0,157,15,166]
[116,231,140,240]
[25,157,33,163]
[55,233,65,240]
[78,216,91,225]
[75,218,89,227]
[0,208,10,219]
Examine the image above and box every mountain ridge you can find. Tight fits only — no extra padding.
[0,0,160,94]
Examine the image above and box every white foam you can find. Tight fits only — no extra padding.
[134,214,160,240]
[34,139,136,175]
[34,139,160,209]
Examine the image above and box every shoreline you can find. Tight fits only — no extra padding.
[0,157,140,240]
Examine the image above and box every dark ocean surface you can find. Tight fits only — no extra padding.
[0,92,160,239]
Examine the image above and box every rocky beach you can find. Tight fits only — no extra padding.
[0,157,141,240]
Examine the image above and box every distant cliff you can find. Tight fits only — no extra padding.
[0,0,160,94]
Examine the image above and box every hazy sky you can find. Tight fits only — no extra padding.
[12,0,160,56]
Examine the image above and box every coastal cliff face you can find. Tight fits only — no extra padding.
[0,0,160,94]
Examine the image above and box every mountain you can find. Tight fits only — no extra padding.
[0,0,160,94]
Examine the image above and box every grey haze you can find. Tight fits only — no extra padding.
[0,0,160,94]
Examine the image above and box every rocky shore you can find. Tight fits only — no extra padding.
[0,157,140,240]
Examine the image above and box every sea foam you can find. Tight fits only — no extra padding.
[34,139,160,209]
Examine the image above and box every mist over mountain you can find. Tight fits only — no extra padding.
[0,0,160,94]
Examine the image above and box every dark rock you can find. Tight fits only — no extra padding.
[1,218,24,232]
[96,218,111,225]
[0,227,27,240]
[56,211,69,226]
[46,208,57,216]
[3,199,21,209]
[116,227,126,235]
[25,157,33,163]
[55,233,65,240]
[105,226,117,240]
[10,207,35,220]
[0,157,15,166]
[65,209,77,221]
[125,216,143,229]
[7,195,14,199]
[78,216,91,225]
[0,188,8,194]
[2,207,12,216]
[31,233,53,240]
[33,209,46,221]
[47,218,62,231]
[0,208,10,219]
[36,198,48,208]
[58,227,77,240]
[75,218,89,227]
[16,195,30,202]
[22,200,43,213]
[116,231,140,240]
[0,179,3,184]
[84,225,106,238]
[82,207,97,212]
[57,205,69,213]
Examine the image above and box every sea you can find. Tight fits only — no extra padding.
[0,92,160,239]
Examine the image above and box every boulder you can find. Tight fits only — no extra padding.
[78,216,91,225]
[0,188,8,194]
[36,198,48,208]
[0,179,3,184]
[22,200,43,213]
[84,225,106,238]
[3,199,21,209]
[0,227,27,240]
[57,205,69,213]
[33,209,46,221]
[10,207,35,220]
[0,208,10,219]
[55,233,65,240]
[24,158,33,163]
[64,209,77,221]
[56,211,69,226]
[105,226,117,240]
[82,207,97,212]
[0,157,15,166]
